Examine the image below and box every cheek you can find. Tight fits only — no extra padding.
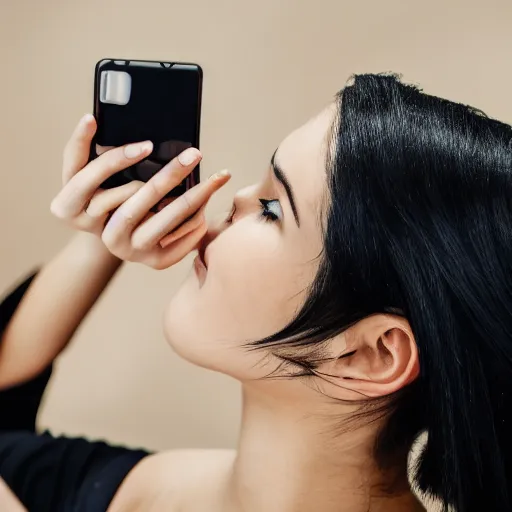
[163,223,317,378]
[205,224,314,338]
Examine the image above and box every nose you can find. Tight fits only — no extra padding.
[201,184,257,248]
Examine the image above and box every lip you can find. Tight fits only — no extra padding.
[194,238,212,285]
[193,254,207,283]
[197,246,207,269]
[202,246,210,268]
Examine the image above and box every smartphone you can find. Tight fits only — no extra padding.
[91,58,203,196]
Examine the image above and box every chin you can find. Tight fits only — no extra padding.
[162,269,274,380]
[164,286,200,361]
[161,276,217,372]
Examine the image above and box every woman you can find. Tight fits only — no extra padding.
[1,73,511,512]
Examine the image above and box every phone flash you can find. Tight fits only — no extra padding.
[99,70,132,106]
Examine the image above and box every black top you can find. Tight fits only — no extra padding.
[0,273,151,511]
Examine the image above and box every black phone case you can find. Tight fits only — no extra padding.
[91,59,203,197]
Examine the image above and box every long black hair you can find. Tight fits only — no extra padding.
[252,73,512,511]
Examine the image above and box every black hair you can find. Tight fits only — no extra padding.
[251,73,512,511]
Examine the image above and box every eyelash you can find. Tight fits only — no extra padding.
[226,199,281,224]
[259,199,281,222]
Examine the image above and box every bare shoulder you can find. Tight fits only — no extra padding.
[108,449,236,512]
[0,478,26,512]
[140,448,236,486]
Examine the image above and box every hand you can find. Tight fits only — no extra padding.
[51,114,231,269]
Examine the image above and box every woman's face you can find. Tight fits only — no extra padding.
[164,106,335,380]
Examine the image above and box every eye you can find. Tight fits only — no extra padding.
[259,199,282,222]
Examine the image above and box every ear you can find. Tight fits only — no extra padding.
[316,314,420,399]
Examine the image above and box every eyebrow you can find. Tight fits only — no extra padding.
[271,149,300,227]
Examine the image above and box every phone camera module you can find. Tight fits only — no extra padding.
[99,71,132,106]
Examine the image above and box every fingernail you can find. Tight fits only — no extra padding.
[124,141,152,159]
[210,169,231,181]
[178,148,201,166]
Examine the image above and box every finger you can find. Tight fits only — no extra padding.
[109,147,203,233]
[158,208,205,249]
[156,205,205,249]
[67,182,145,232]
[95,145,115,156]
[82,181,145,220]
[135,170,230,248]
[52,141,153,219]
[148,222,208,270]
[62,114,97,185]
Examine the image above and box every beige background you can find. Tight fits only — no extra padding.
[0,0,511,508]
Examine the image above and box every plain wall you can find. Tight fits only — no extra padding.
[1,0,511,507]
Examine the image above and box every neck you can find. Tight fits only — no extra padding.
[224,384,423,512]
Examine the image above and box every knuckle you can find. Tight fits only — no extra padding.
[112,208,136,229]
[64,175,85,201]
[99,148,124,173]
[85,193,105,219]
[86,206,104,221]
[131,233,151,252]
[101,229,118,250]
[102,211,137,252]
[115,148,130,167]
[146,176,169,199]
[102,152,120,172]
[177,193,193,212]
[128,181,145,194]
[84,202,98,218]
[50,199,66,219]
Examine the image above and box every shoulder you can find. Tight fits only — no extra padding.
[109,449,236,512]
[0,478,26,512]
[138,448,236,493]
[154,447,236,467]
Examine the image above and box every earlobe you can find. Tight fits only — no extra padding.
[315,314,420,400]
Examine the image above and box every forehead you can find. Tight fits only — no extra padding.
[275,105,336,225]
